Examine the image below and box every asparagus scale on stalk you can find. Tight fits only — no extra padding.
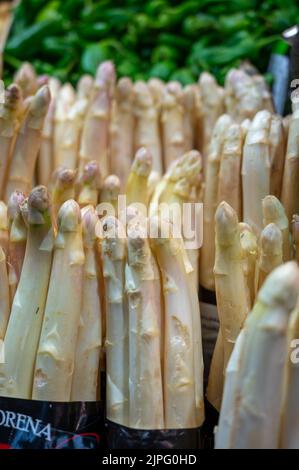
[0,186,53,399]
[33,200,85,401]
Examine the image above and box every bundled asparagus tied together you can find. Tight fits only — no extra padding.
[151,216,204,429]
[242,110,272,234]
[71,206,102,401]
[126,147,152,208]
[78,160,101,208]
[38,78,61,187]
[7,190,27,302]
[79,61,115,177]
[0,186,53,399]
[199,114,233,291]
[133,81,162,175]
[216,262,299,449]
[161,81,185,170]
[5,86,51,201]
[293,215,299,263]
[33,200,85,401]
[262,195,292,262]
[101,215,128,426]
[256,223,283,292]
[217,123,243,219]
[281,108,299,224]
[239,222,258,309]
[0,84,22,199]
[198,72,224,161]
[126,216,164,429]
[110,77,134,185]
[207,202,249,410]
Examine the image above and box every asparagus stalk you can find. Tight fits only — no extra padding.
[161,81,185,170]
[0,201,8,255]
[253,75,274,113]
[100,175,121,216]
[239,222,258,308]
[151,217,204,429]
[206,329,225,411]
[5,86,51,201]
[71,206,102,401]
[78,160,101,208]
[256,223,283,292]
[110,77,134,186]
[292,215,299,263]
[199,114,233,291]
[147,171,161,200]
[0,246,9,340]
[133,80,162,174]
[14,62,38,99]
[262,195,292,262]
[148,78,164,109]
[199,72,224,159]
[281,109,299,223]
[51,167,77,226]
[280,299,299,448]
[242,110,272,234]
[79,61,115,176]
[225,69,263,122]
[0,186,53,399]
[217,123,243,219]
[7,190,27,303]
[207,202,249,409]
[33,200,84,401]
[126,147,152,207]
[77,74,94,100]
[53,84,76,169]
[38,78,60,186]
[269,115,285,198]
[217,262,299,449]
[0,84,22,199]
[101,215,128,426]
[126,217,164,429]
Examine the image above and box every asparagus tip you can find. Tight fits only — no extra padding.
[133,147,153,176]
[258,261,299,310]
[58,199,81,232]
[215,201,239,245]
[7,190,26,221]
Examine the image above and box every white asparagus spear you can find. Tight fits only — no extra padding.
[71,206,102,401]
[51,167,77,227]
[0,186,53,399]
[77,74,94,100]
[262,195,292,262]
[32,200,84,401]
[79,61,115,176]
[5,86,51,200]
[38,78,60,186]
[256,223,283,292]
[78,160,101,208]
[182,85,196,152]
[242,110,272,234]
[280,299,299,448]
[133,81,163,175]
[0,200,8,255]
[269,115,285,198]
[217,123,243,219]
[281,108,299,224]
[126,147,152,207]
[0,246,9,340]
[151,216,204,428]
[14,62,37,99]
[53,83,75,169]
[219,262,299,449]
[100,175,121,217]
[199,114,233,291]
[126,217,164,429]
[0,84,22,199]
[101,215,129,426]
[239,222,258,308]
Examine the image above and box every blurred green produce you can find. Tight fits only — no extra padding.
[3,0,299,85]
